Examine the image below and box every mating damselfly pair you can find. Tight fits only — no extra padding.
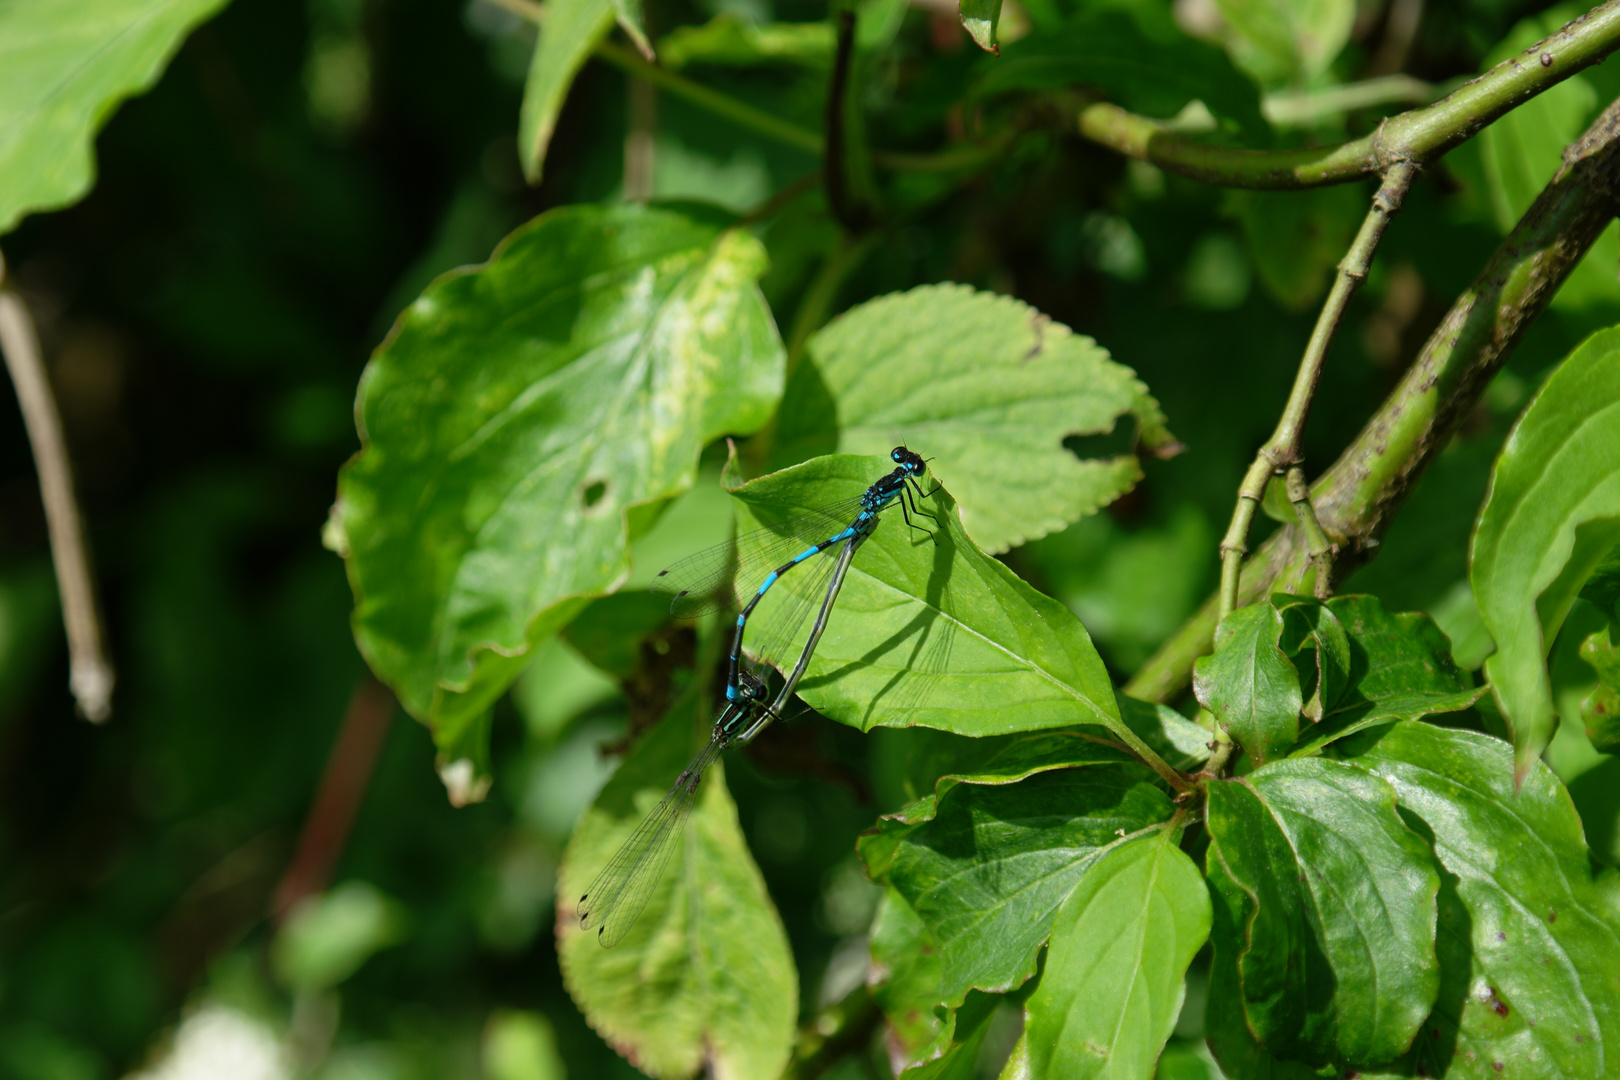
[576,447,938,947]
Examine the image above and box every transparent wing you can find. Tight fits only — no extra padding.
[577,736,724,948]
[652,497,865,619]
[739,536,849,682]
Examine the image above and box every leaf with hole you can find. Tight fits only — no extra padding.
[335,203,783,763]
[768,284,1178,554]
[898,992,1001,1080]
[1471,325,1620,778]
[557,703,796,1080]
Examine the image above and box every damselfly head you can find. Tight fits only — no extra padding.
[890,446,926,476]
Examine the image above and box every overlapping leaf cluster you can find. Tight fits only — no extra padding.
[323,192,1620,1078]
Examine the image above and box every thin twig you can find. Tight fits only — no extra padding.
[824,9,870,232]
[594,38,825,156]
[271,677,397,923]
[784,232,878,381]
[1129,97,1620,701]
[1217,162,1416,618]
[486,0,1007,174]
[1262,75,1441,128]
[1286,466,1337,599]
[1077,0,1620,189]
[1368,0,1426,76]
[737,171,821,228]
[623,72,657,200]
[0,250,115,721]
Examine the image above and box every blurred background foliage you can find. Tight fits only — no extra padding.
[3,0,1620,1075]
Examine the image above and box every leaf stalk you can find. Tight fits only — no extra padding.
[478,0,1008,175]
[1217,162,1416,618]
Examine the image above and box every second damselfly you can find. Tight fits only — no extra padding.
[576,448,939,947]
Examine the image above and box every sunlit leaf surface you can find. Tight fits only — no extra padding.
[336,203,783,745]
[861,738,1173,1008]
[1205,758,1439,1067]
[0,0,231,233]
[558,705,796,1080]
[1345,723,1620,1078]
[770,285,1177,554]
[1472,326,1620,775]
[1022,831,1211,1079]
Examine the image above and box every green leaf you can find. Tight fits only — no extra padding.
[559,592,673,681]
[1194,602,1302,765]
[659,13,835,69]
[1291,595,1486,756]
[900,993,1001,1079]
[336,204,783,750]
[1274,595,1351,722]
[518,0,615,185]
[862,756,1175,1008]
[1344,722,1620,1078]
[0,0,232,234]
[1115,694,1214,772]
[513,636,621,743]
[434,708,494,807]
[1579,542,1620,622]
[1229,185,1365,311]
[558,703,796,1080]
[769,284,1179,554]
[610,0,653,60]
[976,12,1267,141]
[1021,831,1211,1079]
[860,738,1135,876]
[1472,325,1620,778]
[1213,0,1354,84]
[731,458,1162,769]
[1580,624,1620,753]
[272,881,409,993]
[959,0,1003,54]
[870,888,949,1068]
[860,733,1142,880]
[484,1010,566,1080]
[1204,908,1320,1080]
[1204,759,1440,1067]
